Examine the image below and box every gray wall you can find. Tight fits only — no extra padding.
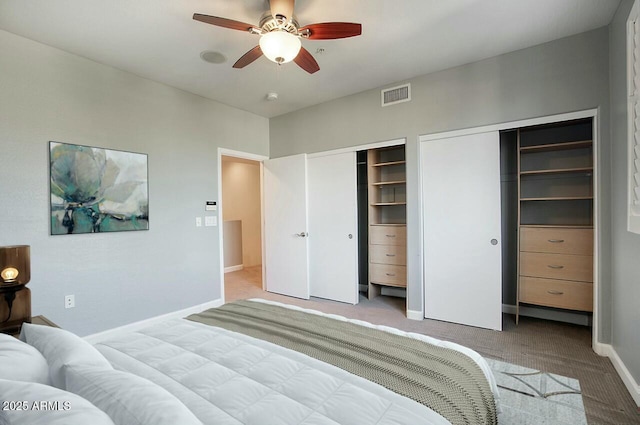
[270,28,612,342]
[609,0,640,385]
[223,220,243,268]
[0,30,269,335]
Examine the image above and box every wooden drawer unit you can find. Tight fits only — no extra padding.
[368,224,406,299]
[520,251,593,282]
[520,227,593,255]
[518,225,594,316]
[369,264,407,287]
[520,276,593,311]
[370,244,407,265]
[369,225,406,246]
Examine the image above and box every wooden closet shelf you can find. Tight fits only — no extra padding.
[520,167,593,176]
[516,120,595,324]
[520,196,593,201]
[519,140,592,153]
[520,224,594,229]
[371,180,406,186]
[367,145,407,301]
[370,160,406,167]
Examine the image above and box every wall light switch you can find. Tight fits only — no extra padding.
[195,217,202,227]
[205,216,217,227]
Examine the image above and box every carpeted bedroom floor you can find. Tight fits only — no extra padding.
[224,266,639,425]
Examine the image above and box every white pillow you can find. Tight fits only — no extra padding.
[0,378,115,425]
[0,334,50,385]
[64,366,203,425]
[19,323,112,389]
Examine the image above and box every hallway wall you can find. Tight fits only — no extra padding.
[221,157,262,268]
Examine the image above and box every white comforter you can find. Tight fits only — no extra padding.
[93,299,499,425]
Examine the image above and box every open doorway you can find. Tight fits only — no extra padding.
[219,151,267,301]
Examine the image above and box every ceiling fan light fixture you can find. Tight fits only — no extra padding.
[259,31,301,64]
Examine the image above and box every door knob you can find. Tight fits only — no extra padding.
[348,234,353,239]
[296,232,308,237]
[490,239,498,245]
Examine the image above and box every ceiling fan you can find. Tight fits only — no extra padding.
[193,0,362,74]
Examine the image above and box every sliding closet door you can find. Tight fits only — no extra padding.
[421,131,502,331]
[263,154,310,299]
[308,152,359,304]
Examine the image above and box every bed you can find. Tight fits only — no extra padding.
[1,299,499,425]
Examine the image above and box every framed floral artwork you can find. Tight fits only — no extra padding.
[49,142,149,235]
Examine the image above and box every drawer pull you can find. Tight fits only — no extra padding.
[547,290,564,295]
[548,239,565,243]
[386,273,396,277]
[385,254,396,257]
[547,264,564,269]
[385,234,396,238]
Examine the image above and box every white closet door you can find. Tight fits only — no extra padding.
[308,152,359,304]
[263,154,310,299]
[421,131,502,331]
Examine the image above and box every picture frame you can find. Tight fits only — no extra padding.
[49,141,149,235]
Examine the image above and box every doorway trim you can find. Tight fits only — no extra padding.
[217,148,269,304]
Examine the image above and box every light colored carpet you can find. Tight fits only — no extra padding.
[225,266,640,425]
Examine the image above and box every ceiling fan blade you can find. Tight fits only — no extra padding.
[299,22,362,40]
[233,46,263,69]
[193,14,258,32]
[294,47,320,74]
[270,0,295,21]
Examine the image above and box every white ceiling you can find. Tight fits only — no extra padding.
[0,0,621,118]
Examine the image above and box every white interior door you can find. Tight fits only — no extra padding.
[263,154,310,299]
[308,152,359,304]
[421,131,502,331]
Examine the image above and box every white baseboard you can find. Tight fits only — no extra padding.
[597,343,640,406]
[502,304,591,326]
[224,264,244,273]
[591,340,609,357]
[84,298,224,344]
[406,309,423,321]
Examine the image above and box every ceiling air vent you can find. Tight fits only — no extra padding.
[381,83,411,107]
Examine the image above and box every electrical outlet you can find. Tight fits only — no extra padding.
[65,295,75,309]
[195,217,202,227]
